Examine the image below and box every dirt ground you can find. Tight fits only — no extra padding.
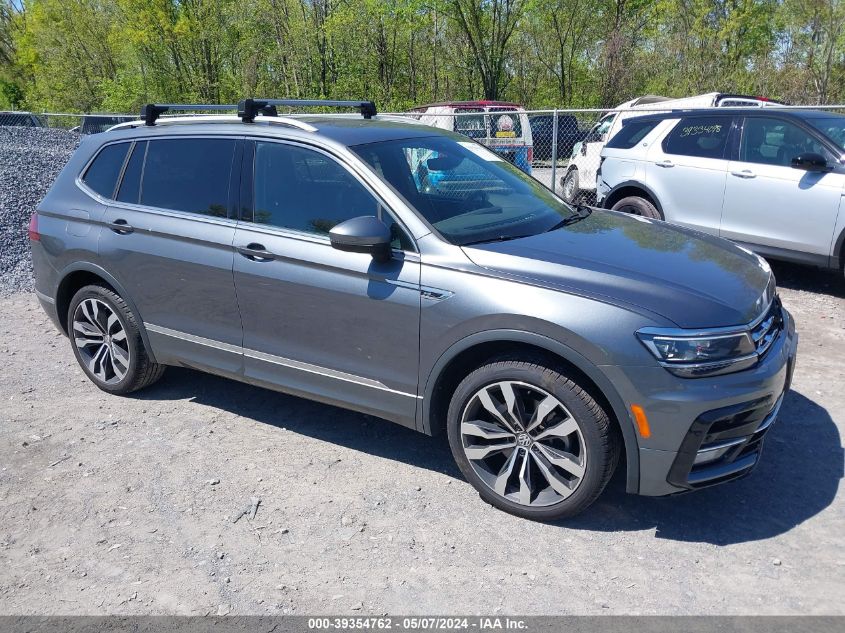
[0,261,843,616]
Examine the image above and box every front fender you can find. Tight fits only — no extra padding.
[420,328,641,494]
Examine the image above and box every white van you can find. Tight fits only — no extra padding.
[561,93,780,202]
[411,101,534,174]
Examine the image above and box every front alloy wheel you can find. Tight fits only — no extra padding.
[460,381,587,507]
[447,359,618,520]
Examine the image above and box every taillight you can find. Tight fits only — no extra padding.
[28,213,40,241]
[527,146,533,164]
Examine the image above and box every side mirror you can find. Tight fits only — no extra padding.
[791,153,831,172]
[329,216,392,263]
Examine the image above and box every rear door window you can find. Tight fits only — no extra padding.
[489,108,522,139]
[82,142,130,198]
[140,138,236,217]
[454,108,486,140]
[662,116,732,159]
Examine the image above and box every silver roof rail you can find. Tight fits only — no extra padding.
[107,114,318,133]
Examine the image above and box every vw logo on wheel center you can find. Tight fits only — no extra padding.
[517,433,532,447]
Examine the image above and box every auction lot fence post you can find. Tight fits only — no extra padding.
[29,104,845,199]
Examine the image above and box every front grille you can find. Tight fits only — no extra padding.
[750,297,783,358]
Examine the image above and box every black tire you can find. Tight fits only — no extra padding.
[447,358,619,521]
[561,168,580,203]
[611,195,662,220]
[67,284,165,395]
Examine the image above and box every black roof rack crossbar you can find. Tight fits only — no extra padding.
[140,104,237,126]
[238,98,377,123]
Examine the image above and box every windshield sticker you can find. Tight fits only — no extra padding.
[458,141,503,161]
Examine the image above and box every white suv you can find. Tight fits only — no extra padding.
[562,93,778,203]
[596,108,845,273]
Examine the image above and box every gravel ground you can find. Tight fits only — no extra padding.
[0,264,842,616]
[0,126,80,295]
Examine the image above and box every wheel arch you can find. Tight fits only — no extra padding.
[834,224,845,271]
[421,329,641,494]
[602,180,664,218]
[54,262,158,364]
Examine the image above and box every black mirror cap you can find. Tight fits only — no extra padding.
[791,152,831,172]
[329,216,392,263]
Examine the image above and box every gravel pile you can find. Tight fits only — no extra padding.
[1,126,80,295]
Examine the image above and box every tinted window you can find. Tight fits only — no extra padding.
[663,117,731,159]
[454,109,486,140]
[141,138,235,217]
[740,117,828,166]
[253,142,381,236]
[606,119,659,149]
[82,143,130,198]
[806,115,845,150]
[116,141,145,204]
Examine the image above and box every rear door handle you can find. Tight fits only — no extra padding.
[237,243,275,262]
[655,159,674,168]
[731,169,756,179]
[107,219,134,234]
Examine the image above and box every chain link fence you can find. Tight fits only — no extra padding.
[6,104,845,201]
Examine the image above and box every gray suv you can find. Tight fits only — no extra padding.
[30,99,798,520]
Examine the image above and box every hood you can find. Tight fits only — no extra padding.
[461,211,773,329]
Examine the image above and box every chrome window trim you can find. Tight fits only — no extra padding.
[75,134,244,225]
[145,323,421,399]
[230,219,420,263]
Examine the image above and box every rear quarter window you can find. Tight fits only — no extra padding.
[81,142,130,198]
[605,120,659,150]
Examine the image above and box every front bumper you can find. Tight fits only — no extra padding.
[602,304,798,496]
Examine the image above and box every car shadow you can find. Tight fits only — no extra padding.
[564,390,843,544]
[769,260,844,298]
[140,369,842,545]
[139,367,462,479]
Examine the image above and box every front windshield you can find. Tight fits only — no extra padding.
[806,116,845,150]
[351,135,577,246]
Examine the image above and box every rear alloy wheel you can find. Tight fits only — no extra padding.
[447,359,618,520]
[73,297,131,385]
[561,168,580,203]
[68,285,165,394]
[610,195,662,220]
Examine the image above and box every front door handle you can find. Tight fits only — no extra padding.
[655,159,674,168]
[237,243,275,262]
[107,219,134,234]
[731,169,757,179]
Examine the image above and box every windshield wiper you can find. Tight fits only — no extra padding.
[461,233,537,246]
[544,203,593,232]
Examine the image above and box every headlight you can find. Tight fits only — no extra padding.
[636,330,758,378]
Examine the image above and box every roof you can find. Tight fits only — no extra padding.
[622,108,843,124]
[412,100,523,110]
